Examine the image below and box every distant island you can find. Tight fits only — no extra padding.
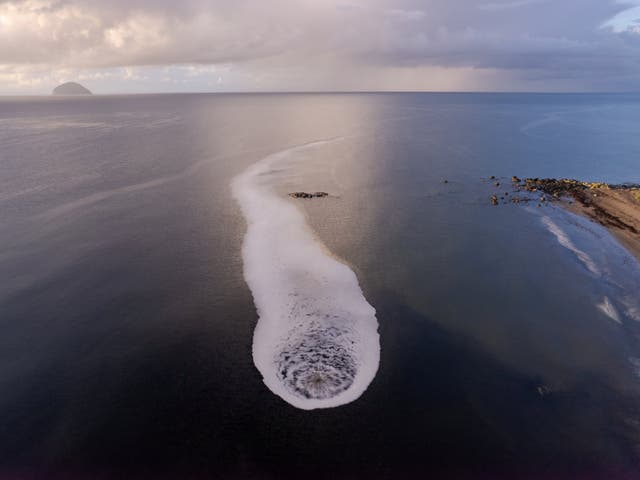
[52,82,92,95]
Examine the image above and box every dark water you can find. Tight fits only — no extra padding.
[2,93,640,479]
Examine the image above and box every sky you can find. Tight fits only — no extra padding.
[1,0,640,93]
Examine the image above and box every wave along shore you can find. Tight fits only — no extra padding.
[232,140,380,410]
[513,178,640,262]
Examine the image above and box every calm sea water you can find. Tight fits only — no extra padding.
[2,93,640,479]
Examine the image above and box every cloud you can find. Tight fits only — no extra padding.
[0,0,299,68]
[478,0,549,11]
[602,1,640,32]
[0,0,639,92]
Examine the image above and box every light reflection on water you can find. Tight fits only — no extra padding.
[2,93,640,477]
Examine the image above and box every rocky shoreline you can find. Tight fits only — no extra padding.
[492,177,640,261]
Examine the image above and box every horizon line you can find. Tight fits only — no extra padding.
[3,90,640,97]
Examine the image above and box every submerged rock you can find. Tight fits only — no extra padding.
[289,192,329,199]
[537,385,552,397]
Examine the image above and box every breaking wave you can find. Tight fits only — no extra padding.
[621,295,640,322]
[597,297,622,324]
[541,216,600,276]
[232,140,380,410]
[540,212,640,328]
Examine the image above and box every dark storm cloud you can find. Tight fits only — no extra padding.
[1,0,640,91]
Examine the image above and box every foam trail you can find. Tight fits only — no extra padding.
[39,160,210,219]
[232,140,380,410]
[520,106,609,137]
[597,297,622,324]
[541,216,600,276]
[37,146,264,219]
[520,111,561,135]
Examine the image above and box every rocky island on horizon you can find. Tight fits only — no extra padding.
[52,82,92,95]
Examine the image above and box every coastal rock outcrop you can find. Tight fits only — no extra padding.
[492,175,640,260]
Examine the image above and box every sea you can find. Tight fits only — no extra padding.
[1,93,640,479]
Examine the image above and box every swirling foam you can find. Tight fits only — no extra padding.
[232,140,380,410]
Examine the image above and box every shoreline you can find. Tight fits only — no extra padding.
[514,178,640,262]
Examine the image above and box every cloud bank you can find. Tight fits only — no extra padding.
[1,0,640,92]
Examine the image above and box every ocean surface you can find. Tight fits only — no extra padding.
[2,93,640,478]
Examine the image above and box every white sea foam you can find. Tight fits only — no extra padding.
[232,140,380,410]
[597,297,622,324]
[539,214,640,325]
[629,357,640,379]
[621,295,640,322]
[541,216,600,276]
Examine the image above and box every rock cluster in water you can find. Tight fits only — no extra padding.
[487,176,637,207]
[488,176,640,233]
[288,192,329,199]
[518,178,610,198]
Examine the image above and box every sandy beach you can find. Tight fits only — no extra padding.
[516,178,640,261]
